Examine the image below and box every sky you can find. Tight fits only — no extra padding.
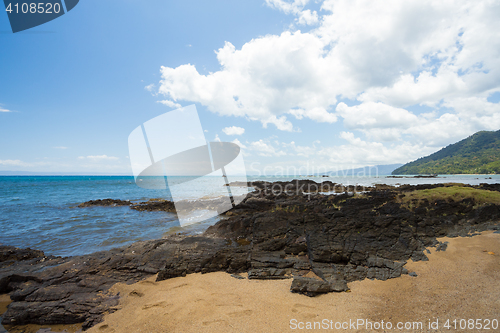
[1,0,500,176]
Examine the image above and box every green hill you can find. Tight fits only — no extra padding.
[392,130,500,175]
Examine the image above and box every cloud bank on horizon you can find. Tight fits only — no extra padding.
[156,0,500,170]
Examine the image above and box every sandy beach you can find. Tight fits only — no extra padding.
[76,231,500,333]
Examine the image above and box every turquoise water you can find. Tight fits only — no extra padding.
[0,176,177,257]
[1,175,499,257]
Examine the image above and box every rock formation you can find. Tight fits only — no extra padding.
[1,181,499,329]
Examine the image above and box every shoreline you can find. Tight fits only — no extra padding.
[2,177,500,258]
[1,181,500,331]
[2,231,498,332]
[84,231,500,333]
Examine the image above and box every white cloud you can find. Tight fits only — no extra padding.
[358,70,467,107]
[214,134,221,142]
[158,1,500,124]
[53,146,68,150]
[232,138,247,149]
[249,139,286,157]
[0,159,31,166]
[336,102,418,130]
[158,32,338,131]
[262,115,295,132]
[244,135,437,172]
[78,155,119,161]
[0,106,11,112]
[289,107,337,123]
[297,9,319,25]
[158,100,181,109]
[265,0,319,25]
[336,98,500,146]
[315,131,436,167]
[265,0,307,14]
[155,0,500,165]
[405,113,474,147]
[222,126,245,136]
[283,140,318,157]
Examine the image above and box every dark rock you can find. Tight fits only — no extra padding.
[290,276,347,296]
[0,239,172,328]
[77,199,130,207]
[436,241,448,251]
[248,268,291,279]
[130,199,176,212]
[0,246,45,263]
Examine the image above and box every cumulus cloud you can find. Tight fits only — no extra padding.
[265,0,319,25]
[283,140,318,157]
[158,100,181,109]
[159,1,499,126]
[336,102,419,130]
[317,132,437,168]
[244,134,437,172]
[336,98,500,146]
[158,32,338,131]
[156,0,500,164]
[222,126,245,135]
[249,139,286,157]
[289,107,337,123]
[231,138,247,149]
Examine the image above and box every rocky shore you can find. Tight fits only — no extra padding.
[1,180,500,330]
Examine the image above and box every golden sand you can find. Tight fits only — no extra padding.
[80,231,500,333]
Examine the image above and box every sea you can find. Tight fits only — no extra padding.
[1,174,499,257]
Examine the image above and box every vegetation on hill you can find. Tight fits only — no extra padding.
[392,130,500,175]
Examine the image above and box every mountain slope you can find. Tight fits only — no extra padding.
[392,130,500,175]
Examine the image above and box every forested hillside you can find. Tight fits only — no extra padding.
[392,130,500,175]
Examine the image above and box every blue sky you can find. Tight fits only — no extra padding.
[1,0,500,175]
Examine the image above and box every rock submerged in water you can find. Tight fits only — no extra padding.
[1,181,500,330]
[77,197,230,214]
[77,199,131,207]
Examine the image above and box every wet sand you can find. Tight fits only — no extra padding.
[81,231,500,333]
[0,294,10,317]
